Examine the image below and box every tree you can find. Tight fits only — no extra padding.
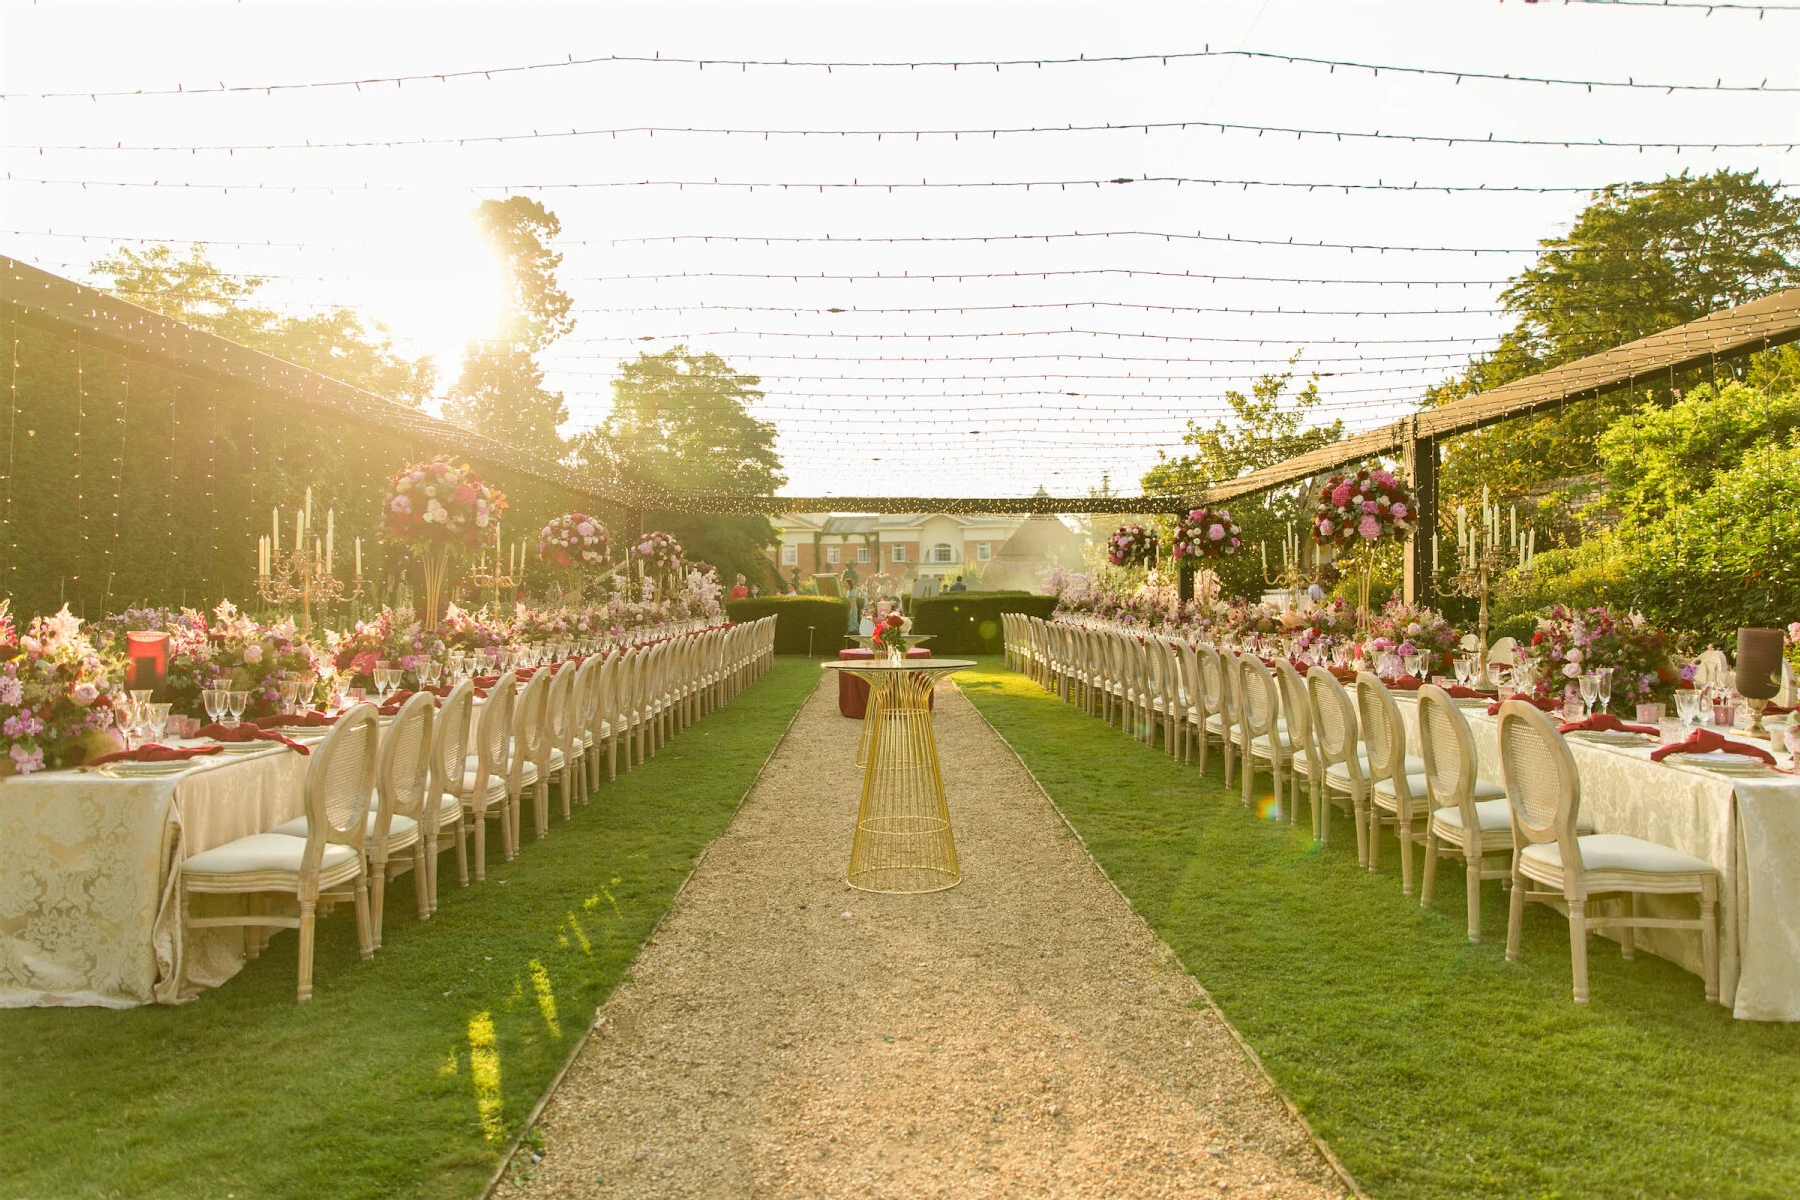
[1426,170,1800,536]
[1140,366,1343,598]
[91,244,436,405]
[444,196,573,459]
[573,346,785,586]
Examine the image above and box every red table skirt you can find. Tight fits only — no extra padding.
[837,647,934,718]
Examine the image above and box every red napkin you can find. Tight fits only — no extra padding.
[253,711,337,729]
[1559,713,1659,737]
[87,744,224,767]
[196,723,311,754]
[1487,695,1562,717]
[1328,666,1358,684]
[1444,685,1495,700]
[1650,727,1776,766]
[1388,675,1423,692]
[377,690,418,716]
[1766,702,1795,716]
[473,674,501,689]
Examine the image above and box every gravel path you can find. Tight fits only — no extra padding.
[497,673,1350,1200]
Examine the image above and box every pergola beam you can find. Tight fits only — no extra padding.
[678,493,1194,516]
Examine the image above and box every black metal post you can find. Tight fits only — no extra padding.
[1404,432,1439,606]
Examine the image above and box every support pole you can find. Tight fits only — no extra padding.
[1403,426,1439,607]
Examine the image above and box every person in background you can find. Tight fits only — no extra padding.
[728,573,750,601]
[946,576,967,593]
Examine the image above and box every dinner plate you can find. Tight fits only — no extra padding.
[1454,697,1493,709]
[1668,752,1771,775]
[214,740,271,755]
[101,758,204,777]
[1570,730,1651,747]
[263,725,331,740]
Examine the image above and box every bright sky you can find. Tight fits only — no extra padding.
[2,0,1796,499]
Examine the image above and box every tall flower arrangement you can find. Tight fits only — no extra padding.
[1523,604,1677,708]
[1107,524,1158,568]
[382,457,507,630]
[538,513,609,569]
[0,604,123,774]
[1311,467,1415,626]
[1171,508,1243,560]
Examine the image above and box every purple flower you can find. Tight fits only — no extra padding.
[1316,517,1334,536]
[390,495,411,514]
[1362,500,1379,515]
[1390,503,1408,520]
[10,743,44,774]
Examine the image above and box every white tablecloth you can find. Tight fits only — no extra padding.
[1394,697,1800,1021]
[0,746,310,1007]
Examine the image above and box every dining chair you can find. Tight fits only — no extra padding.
[462,670,518,880]
[1497,700,1720,1004]
[180,704,377,1002]
[1356,673,1434,895]
[1177,640,1205,764]
[1237,654,1289,810]
[1417,684,1522,941]
[424,678,475,906]
[542,662,579,822]
[1274,660,1318,831]
[1196,643,1237,784]
[570,653,602,797]
[513,667,552,842]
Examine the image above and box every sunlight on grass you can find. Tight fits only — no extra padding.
[528,959,562,1040]
[467,1011,506,1144]
[563,912,593,956]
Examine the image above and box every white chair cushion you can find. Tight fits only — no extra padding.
[183,833,358,877]
[1327,753,1427,787]
[266,812,418,841]
[1251,731,1294,754]
[547,747,566,771]
[1521,833,1714,877]
[1435,800,1593,835]
[1374,772,1500,802]
[460,769,509,801]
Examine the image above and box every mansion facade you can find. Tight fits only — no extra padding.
[767,512,1031,591]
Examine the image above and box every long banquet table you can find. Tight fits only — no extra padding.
[1392,695,1800,1021]
[1,744,312,1007]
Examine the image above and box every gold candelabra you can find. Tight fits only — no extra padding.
[1444,487,1535,686]
[467,529,528,611]
[1261,521,1321,612]
[256,488,362,631]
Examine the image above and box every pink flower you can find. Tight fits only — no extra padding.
[1362,500,1379,514]
[638,541,654,555]
[389,495,411,514]
[1390,503,1408,519]
[1330,483,1354,507]
[10,743,44,775]
[1316,517,1334,536]
[71,682,98,707]
[454,483,477,505]
[1207,523,1225,541]
[1358,515,1382,540]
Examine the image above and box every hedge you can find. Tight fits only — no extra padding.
[907,592,1058,655]
[725,596,854,655]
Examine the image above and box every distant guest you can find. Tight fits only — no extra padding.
[947,578,967,592]
[728,573,750,601]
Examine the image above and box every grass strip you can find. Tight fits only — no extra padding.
[957,659,1800,1200]
[0,658,820,1200]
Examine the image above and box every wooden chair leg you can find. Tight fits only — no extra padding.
[1421,832,1439,908]
[1568,898,1590,1004]
[1397,823,1416,896]
[471,811,487,883]
[1621,893,1637,960]
[354,875,374,962]
[1701,884,1719,1003]
[1464,854,1482,942]
[1506,872,1526,962]
[296,900,317,1003]
[454,818,469,891]
[369,860,387,951]
[413,846,430,920]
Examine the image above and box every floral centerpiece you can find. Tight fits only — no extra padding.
[382,457,507,630]
[0,603,123,774]
[92,606,215,717]
[1171,508,1243,560]
[539,513,609,570]
[632,530,683,577]
[1523,604,1678,709]
[1367,599,1462,674]
[208,601,324,716]
[1107,524,1159,568]
[1311,466,1415,624]
[870,611,909,660]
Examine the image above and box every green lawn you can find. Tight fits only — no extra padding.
[957,659,1800,1200]
[0,659,819,1200]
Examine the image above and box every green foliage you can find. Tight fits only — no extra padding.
[958,662,1800,1200]
[1426,170,1800,533]
[0,660,819,1200]
[1596,381,1800,522]
[906,592,1057,654]
[724,596,851,654]
[1140,366,1343,598]
[444,197,573,459]
[581,347,786,586]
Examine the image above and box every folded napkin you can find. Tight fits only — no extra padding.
[195,723,311,754]
[1766,702,1796,716]
[473,674,501,689]
[88,743,224,767]
[1486,695,1562,717]
[1387,675,1423,692]
[1444,685,1495,700]
[253,711,337,729]
[377,690,418,716]
[1558,713,1659,737]
[1650,727,1776,765]
[1328,666,1358,684]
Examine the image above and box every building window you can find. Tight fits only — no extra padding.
[857,545,870,563]
[976,542,992,561]
[892,544,906,563]
[931,543,954,564]
[781,545,797,566]
[826,545,840,565]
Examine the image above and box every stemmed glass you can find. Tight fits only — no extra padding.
[1675,688,1703,726]
[1403,653,1425,679]
[116,696,145,751]
[1578,672,1600,720]
[1596,667,1614,715]
[224,690,250,730]
[1453,656,1473,688]
[146,703,172,745]
[202,687,228,729]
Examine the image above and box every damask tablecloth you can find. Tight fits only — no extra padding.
[0,747,309,1007]
[1394,698,1800,1021]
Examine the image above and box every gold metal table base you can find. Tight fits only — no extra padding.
[823,659,973,894]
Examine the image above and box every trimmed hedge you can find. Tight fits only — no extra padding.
[908,591,1058,654]
[725,596,853,655]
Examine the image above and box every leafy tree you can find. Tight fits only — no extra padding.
[573,346,785,586]
[444,197,573,458]
[1426,170,1800,535]
[1596,381,1800,523]
[91,244,435,405]
[1140,366,1343,598]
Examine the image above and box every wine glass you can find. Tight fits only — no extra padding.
[1596,667,1614,715]
[1403,653,1425,679]
[202,687,227,728]
[1578,672,1600,720]
[1675,688,1702,726]
[147,702,172,745]
[226,690,250,730]
[116,697,144,751]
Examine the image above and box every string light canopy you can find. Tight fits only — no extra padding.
[4,44,1795,99]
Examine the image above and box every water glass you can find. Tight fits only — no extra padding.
[202,688,228,726]
[226,691,250,729]
[1403,653,1425,678]
[147,702,172,744]
[1596,667,1614,714]
[1578,672,1600,718]
[1674,688,1702,726]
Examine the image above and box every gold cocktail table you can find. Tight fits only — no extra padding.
[822,658,974,894]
